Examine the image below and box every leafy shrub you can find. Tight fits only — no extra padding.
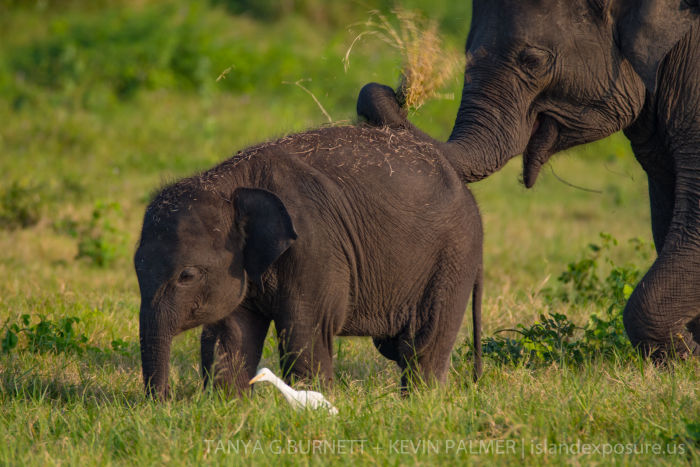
[211,0,383,25]
[211,0,293,20]
[557,234,648,357]
[1,2,467,108]
[109,337,132,355]
[209,0,472,34]
[2,314,88,354]
[76,201,127,267]
[7,6,218,98]
[684,422,700,448]
[4,4,343,101]
[553,233,647,306]
[1,314,133,356]
[473,234,653,366]
[659,420,700,457]
[52,216,80,237]
[0,181,43,229]
[479,313,583,366]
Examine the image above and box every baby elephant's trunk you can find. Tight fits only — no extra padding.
[139,309,173,400]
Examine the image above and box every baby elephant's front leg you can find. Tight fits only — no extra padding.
[200,307,271,396]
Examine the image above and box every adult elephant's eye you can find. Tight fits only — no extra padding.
[518,47,554,77]
[177,267,200,285]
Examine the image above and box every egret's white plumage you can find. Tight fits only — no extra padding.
[249,367,338,415]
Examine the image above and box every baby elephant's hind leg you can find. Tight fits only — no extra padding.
[373,336,426,395]
[399,278,471,393]
[275,317,335,388]
[373,337,401,362]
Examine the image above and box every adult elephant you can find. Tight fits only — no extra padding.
[360,0,700,358]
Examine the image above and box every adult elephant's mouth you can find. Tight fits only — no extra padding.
[522,114,559,188]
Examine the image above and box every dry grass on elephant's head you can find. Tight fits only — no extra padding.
[345,9,462,111]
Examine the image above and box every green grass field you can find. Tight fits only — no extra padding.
[1,2,698,465]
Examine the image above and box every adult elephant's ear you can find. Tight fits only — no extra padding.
[613,0,699,91]
[233,188,298,287]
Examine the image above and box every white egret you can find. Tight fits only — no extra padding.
[249,367,338,415]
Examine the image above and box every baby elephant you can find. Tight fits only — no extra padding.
[135,120,483,399]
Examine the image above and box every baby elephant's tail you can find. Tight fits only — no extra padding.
[356,82,409,128]
[472,266,483,382]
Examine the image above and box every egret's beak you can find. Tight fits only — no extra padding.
[249,373,264,385]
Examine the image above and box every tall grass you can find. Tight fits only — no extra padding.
[0,1,698,465]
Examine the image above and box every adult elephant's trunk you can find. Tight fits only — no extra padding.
[623,169,700,359]
[440,60,538,183]
[359,55,546,185]
[359,55,539,184]
[140,309,173,400]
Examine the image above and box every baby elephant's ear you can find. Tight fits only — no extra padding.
[233,188,298,286]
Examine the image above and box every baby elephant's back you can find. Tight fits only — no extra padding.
[285,126,481,334]
[297,124,480,251]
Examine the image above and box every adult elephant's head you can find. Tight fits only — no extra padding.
[134,185,296,400]
[612,0,700,92]
[448,0,646,187]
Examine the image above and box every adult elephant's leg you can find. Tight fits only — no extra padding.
[626,98,675,253]
[647,175,676,253]
[624,169,700,359]
[212,306,271,395]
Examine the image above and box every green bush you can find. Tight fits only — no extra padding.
[0,181,43,229]
[4,4,325,99]
[76,201,127,267]
[6,6,220,98]
[1,314,88,354]
[558,234,648,357]
[209,0,472,34]
[1,314,133,355]
[1,1,469,106]
[211,0,299,21]
[473,234,653,366]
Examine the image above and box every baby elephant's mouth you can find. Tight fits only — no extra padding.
[523,114,559,188]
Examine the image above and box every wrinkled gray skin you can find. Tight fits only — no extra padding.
[621,20,700,359]
[135,125,483,400]
[360,0,700,359]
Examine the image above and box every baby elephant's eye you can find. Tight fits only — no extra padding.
[177,267,200,285]
[518,47,554,77]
